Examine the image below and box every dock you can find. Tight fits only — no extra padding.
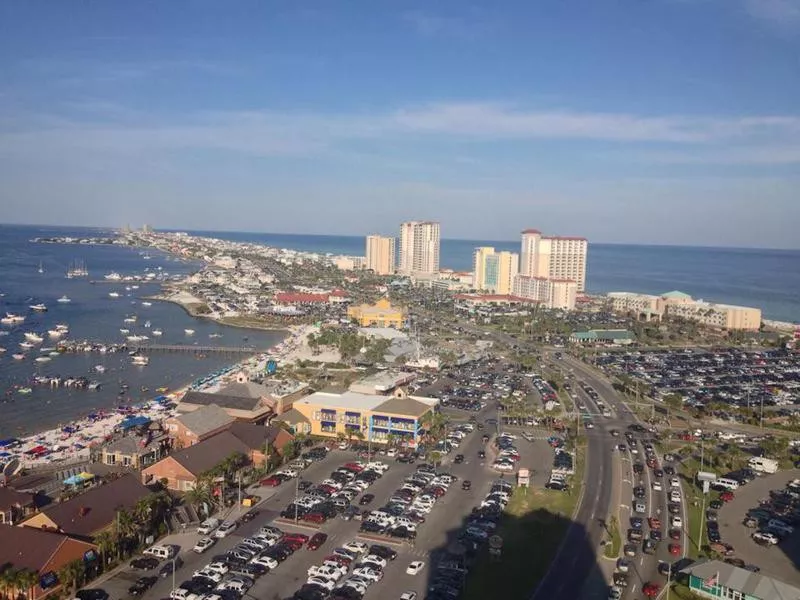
[129,344,259,355]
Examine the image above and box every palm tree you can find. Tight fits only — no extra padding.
[0,568,20,600]
[184,480,214,517]
[17,570,39,600]
[113,509,138,558]
[58,560,84,597]
[94,529,116,568]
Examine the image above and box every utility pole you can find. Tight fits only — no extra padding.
[294,472,300,525]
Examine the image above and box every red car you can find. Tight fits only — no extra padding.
[307,533,328,550]
[260,476,283,487]
[283,533,309,543]
[343,463,364,472]
[643,582,661,598]
[325,554,352,567]
[669,543,681,556]
[303,512,327,524]
[720,491,735,502]
[648,518,661,530]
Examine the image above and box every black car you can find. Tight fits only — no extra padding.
[650,529,663,541]
[369,544,398,560]
[359,493,375,505]
[663,466,676,475]
[462,480,472,491]
[454,454,465,464]
[240,509,259,523]
[130,557,159,570]
[75,590,109,600]
[128,576,158,596]
[710,500,723,510]
[546,481,567,491]
[654,469,664,479]
[658,562,672,576]
[159,556,183,578]
[630,517,644,529]
[478,450,486,459]
[633,486,646,499]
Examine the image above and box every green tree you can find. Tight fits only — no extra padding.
[17,570,39,600]
[58,560,85,596]
[184,481,214,517]
[0,568,20,600]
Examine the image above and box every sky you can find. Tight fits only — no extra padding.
[1,0,799,248]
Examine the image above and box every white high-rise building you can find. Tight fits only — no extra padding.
[399,221,440,275]
[365,235,396,275]
[472,247,519,294]
[520,229,588,292]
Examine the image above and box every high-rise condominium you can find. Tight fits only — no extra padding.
[399,221,440,275]
[365,235,396,275]
[520,229,588,292]
[473,247,519,294]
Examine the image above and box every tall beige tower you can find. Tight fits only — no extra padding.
[473,247,519,294]
[365,235,396,275]
[519,228,587,292]
[399,221,440,275]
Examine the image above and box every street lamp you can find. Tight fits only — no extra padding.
[169,555,178,597]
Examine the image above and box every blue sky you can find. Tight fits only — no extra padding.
[1,0,799,248]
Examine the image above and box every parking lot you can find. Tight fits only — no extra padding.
[714,468,800,586]
[92,405,562,600]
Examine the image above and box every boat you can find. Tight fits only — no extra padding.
[126,335,149,342]
[12,354,25,360]
[35,356,51,363]
[0,331,8,336]
[123,316,137,324]
[38,261,44,274]
[94,365,106,373]
[108,292,120,298]
[132,356,149,366]
[18,388,32,395]
[144,320,151,328]
[48,329,65,337]
[24,333,44,343]
[119,328,130,335]
[0,347,6,353]
[19,342,34,349]
[209,333,223,338]
[57,295,71,303]
[54,323,69,331]
[141,301,152,307]
[4,313,25,323]
[88,381,101,390]
[66,259,88,278]
[104,272,122,281]
[184,329,195,335]
[29,303,47,312]
[152,329,163,336]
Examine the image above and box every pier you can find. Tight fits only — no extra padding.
[129,343,259,355]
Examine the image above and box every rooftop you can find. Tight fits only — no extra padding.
[0,524,95,572]
[350,371,416,393]
[174,404,237,433]
[661,290,693,299]
[681,559,800,600]
[373,396,434,418]
[294,391,384,412]
[167,431,251,476]
[0,486,36,510]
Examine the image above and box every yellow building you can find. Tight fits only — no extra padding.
[347,297,406,328]
[277,391,436,447]
[472,247,519,294]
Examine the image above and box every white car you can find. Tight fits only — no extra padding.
[205,562,229,575]
[352,567,382,582]
[493,462,515,472]
[307,566,343,581]
[752,531,779,545]
[251,556,278,570]
[670,491,682,503]
[401,593,418,600]
[670,478,680,488]
[343,541,369,555]
[197,518,220,535]
[213,521,237,538]
[406,561,425,575]
[193,537,215,554]
[652,481,663,491]
[671,516,683,529]
[366,461,389,473]
[277,468,298,478]
[361,554,387,568]
[338,581,368,595]
[193,569,223,583]
[306,577,335,591]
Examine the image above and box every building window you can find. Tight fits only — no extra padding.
[105,454,116,465]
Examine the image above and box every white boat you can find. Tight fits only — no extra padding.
[119,328,130,335]
[0,347,6,353]
[12,353,25,360]
[132,355,149,366]
[56,295,71,303]
[66,259,88,278]
[108,292,120,298]
[141,301,152,307]
[24,332,44,343]
[35,356,51,363]
[152,329,163,336]
[88,381,101,390]
[0,331,8,336]
[184,329,195,335]
[144,321,151,328]
[104,272,122,281]
[131,285,139,290]
[94,365,106,373]
[19,342,34,349]
[55,323,69,331]
[29,303,47,312]
[127,335,149,342]
[209,333,223,338]
[3,313,25,324]
[47,329,64,338]
[123,317,137,324]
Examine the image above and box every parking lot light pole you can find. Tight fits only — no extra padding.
[294,473,299,525]
[170,556,177,596]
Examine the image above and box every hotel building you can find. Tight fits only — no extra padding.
[520,229,588,292]
[512,275,578,310]
[608,290,762,331]
[399,221,440,275]
[365,235,396,275]
[472,247,519,294]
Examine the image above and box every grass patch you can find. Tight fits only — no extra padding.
[462,445,585,600]
[603,515,621,559]
[670,582,706,600]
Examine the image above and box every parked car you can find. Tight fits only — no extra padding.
[307,533,328,550]
[129,577,158,596]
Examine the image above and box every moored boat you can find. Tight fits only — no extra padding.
[57,295,71,303]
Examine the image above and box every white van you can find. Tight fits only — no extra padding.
[748,457,779,474]
[143,544,177,560]
[712,478,739,491]
[197,518,220,535]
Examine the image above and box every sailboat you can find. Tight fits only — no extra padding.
[66,259,88,279]
[38,261,44,274]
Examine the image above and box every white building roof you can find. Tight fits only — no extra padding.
[294,391,384,412]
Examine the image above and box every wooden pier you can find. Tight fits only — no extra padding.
[129,344,259,355]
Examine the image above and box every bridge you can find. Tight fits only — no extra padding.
[129,344,260,354]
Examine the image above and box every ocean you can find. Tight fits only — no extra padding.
[182,229,800,325]
[0,224,285,438]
